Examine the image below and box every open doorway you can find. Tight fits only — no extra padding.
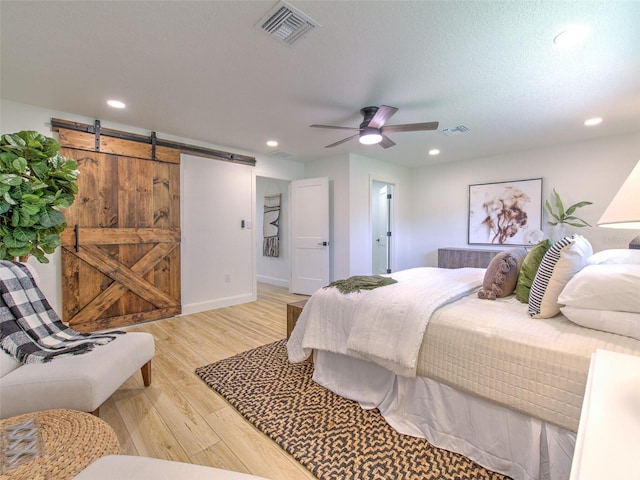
[371,181,394,274]
[256,176,290,287]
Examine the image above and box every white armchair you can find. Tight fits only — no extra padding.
[0,262,155,419]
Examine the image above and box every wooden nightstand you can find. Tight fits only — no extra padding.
[286,299,308,339]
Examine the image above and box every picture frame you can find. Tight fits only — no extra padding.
[468,178,543,246]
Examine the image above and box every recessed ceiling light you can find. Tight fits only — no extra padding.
[428,149,440,156]
[266,140,278,147]
[553,25,590,47]
[584,117,602,126]
[107,99,126,109]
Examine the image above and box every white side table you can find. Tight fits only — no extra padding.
[570,349,640,480]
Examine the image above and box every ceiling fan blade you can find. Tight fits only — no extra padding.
[325,134,360,148]
[382,121,439,133]
[367,105,399,129]
[379,135,396,149]
[310,124,361,131]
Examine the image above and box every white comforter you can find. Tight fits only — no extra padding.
[287,267,484,376]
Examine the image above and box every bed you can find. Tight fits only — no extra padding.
[287,240,640,480]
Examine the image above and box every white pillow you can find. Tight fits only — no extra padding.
[561,306,640,341]
[528,235,593,318]
[558,264,640,313]
[587,249,640,265]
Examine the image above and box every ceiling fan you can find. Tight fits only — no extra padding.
[310,105,439,149]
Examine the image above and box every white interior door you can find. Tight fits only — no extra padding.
[290,177,329,294]
[372,182,393,274]
[373,185,388,274]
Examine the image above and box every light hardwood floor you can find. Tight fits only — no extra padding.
[100,283,315,479]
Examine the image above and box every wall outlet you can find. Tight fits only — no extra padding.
[224,273,231,283]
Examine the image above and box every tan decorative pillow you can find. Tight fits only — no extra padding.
[478,247,528,300]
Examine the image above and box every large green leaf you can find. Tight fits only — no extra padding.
[53,195,74,209]
[30,161,49,179]
[30,247,49,263]
[0,173,23,186]
[1,133,24,147]
[0,152,18,171]
[7,245,33,258]
[38,208,66,228]
[4,192,17,205]
[12,226,37,242]
[12,157,28,173]
[38,233,61,252]
[2,233,27,248]
[565,201,593,216]
[20,193,43,204]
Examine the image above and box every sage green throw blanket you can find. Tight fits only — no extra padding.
[324,275,397,294]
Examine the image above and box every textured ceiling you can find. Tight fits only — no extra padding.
[1,1,639,167]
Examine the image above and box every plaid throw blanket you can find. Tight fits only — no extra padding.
[0,260,123,364]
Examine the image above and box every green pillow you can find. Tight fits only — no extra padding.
[515,239,551,303]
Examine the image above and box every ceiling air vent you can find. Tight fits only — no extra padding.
[441,124,470,136]
[256,1,320,46]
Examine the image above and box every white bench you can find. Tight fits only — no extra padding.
[0,331,154,418]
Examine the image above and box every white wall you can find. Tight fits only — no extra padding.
[256,176,290,287]
[0,99,304,316]
[408,132,640,267]
[181,155,254,313]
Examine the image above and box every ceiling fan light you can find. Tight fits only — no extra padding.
[359,128,382,145]
[553,25,590,46]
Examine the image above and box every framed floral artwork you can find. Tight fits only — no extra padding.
[468,178,543,245]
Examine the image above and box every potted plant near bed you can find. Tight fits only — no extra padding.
[545,188,592,242]
[0,131,79,263]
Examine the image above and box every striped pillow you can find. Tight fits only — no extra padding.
[528,235,592,318]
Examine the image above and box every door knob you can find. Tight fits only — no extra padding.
[317,241,328,246]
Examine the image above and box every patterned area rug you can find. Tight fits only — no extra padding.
[196,340,509,480]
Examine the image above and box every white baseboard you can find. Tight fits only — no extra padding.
[181,293,255,315]
[256,275,289,288]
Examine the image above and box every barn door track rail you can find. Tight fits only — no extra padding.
[51,118,256,166]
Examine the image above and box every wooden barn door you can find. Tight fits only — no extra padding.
[58,128,181,332]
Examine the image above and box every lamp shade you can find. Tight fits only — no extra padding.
[359,127,382,145]
[597,160,640,229]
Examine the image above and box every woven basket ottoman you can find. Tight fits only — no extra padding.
[0,409,120,479]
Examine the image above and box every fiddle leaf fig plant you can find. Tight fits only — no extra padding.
[545,188,592,228]
[0,131,79,263]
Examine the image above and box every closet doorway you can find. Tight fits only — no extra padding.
[256,176,290,288]
[371,181,394,274]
